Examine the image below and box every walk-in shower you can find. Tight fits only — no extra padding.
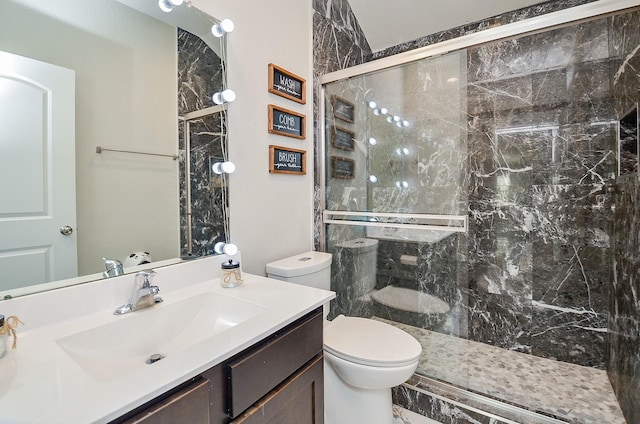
[320,2,639,422]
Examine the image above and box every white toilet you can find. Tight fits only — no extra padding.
[266,251,422,424]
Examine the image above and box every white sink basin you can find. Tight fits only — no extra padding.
[57,291,266,381]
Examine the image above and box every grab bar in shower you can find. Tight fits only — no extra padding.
[322,210,468,233]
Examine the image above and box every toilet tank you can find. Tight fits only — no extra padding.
[266,251,332,290]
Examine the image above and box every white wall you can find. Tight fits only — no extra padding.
[194,0,315,275]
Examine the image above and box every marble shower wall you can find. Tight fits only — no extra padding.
[177,29,227,258]
[465,15,616,368]
[608,9,640,424]
[312,0,372,249]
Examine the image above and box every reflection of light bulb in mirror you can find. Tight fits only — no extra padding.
[212,18,235,37]
[212,161,236,174]
[214,242,238,255]
[158,0,183,13]
[212,89,236,105]
[386,116,393,123]
[373,109,380,116]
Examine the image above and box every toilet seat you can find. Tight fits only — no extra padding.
[324,316,422,367]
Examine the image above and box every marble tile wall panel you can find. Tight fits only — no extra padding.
[177,29,227,258]
[608,8,640,424]
[312,0,372,249]
[464,15,616,368]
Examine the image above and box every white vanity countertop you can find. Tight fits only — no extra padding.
[0,255,335,423]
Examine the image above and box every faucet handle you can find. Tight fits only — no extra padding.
[102,257,124,278]
[134,269,157,288]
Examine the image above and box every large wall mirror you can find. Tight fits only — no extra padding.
[0,0,230,299]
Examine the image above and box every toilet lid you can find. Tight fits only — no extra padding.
[324,316,422,367]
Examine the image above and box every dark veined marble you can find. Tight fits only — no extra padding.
[608,9,640,424]
[177,29,227,258]
[312,0,372,249]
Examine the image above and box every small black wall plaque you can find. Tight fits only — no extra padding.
[269,145,306,175]
[332,96,355,123]
[331,126,355,151]
[268,63,306,104]
[268,104,306,139]
[331,157,354,179]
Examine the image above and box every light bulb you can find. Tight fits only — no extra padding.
[393,115,400,122]
[396,121,403,128]
[214,242,238,255]
[368,101,377,109]
[158,0,183,13]
[369,175,378,183]
[212,89,236,104]
[402,147,410,155]
[373,109,380,116]
[386,116,393,123]
[403,120,410,127]
[368,137,377,145]
[402,181,409,188]
[212,161,236,174]
[380,107,388,115]
[396,148,403,156]
[212,18,235,37]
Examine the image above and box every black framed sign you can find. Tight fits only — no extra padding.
[268,104,306,139]
[331,126,355,151]
[268,63,306,104]
[269,145,306,175]
[331,156,355,179]
[332,96,355,123]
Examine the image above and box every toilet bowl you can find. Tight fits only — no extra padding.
[266,251,422,424]
[323,315,421,424]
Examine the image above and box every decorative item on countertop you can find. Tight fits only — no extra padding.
[221,259,244,288]
[0,315,23,358]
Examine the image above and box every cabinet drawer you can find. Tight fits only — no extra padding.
[226,307,323,418]
[120,378,210,424]
[231,354,324,424]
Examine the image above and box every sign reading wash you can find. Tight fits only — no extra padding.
[269,145,306,175]
[268,63,306,104]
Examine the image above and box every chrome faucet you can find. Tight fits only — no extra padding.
[114,269,162,315]
[102,257,124,278]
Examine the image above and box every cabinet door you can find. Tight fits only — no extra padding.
[121,378,210,424]
[231,355,323,424]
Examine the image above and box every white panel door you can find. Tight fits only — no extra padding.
[0,51,76,292]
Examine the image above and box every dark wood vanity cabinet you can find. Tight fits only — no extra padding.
[112,307,324,424]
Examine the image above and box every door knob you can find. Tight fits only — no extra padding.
[60,226,73,236]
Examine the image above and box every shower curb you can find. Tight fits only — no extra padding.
[393,374,569,424]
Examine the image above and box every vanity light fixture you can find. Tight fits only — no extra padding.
[214,242,238,256]
[212,161,236,174]
[211,18,235,37]
[158,0,183,13]
[212,89,236,105]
